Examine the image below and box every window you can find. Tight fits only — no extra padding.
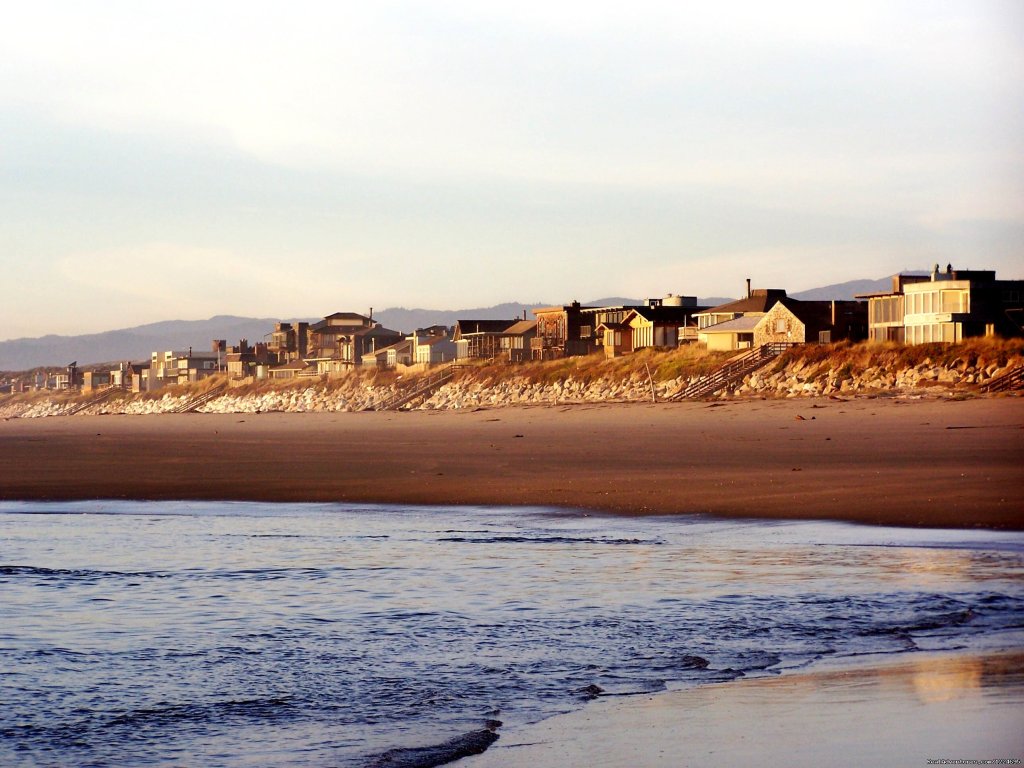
[579,325,591,339]
[941,290,967,313]
[775,319,787,333]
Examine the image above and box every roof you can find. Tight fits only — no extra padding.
[533,304,597,315]
[700,315,762,333]
[770,299,865,328]
[312,324,399,338]
[627,305,706,323]
[417,336,451,346]
[311,313,372,331]
[455,319,519,336]
[272,360,312,372]
[502,319,537,335]
[323,311,371,321]
[363,339,412,357]
[698,289,787,316]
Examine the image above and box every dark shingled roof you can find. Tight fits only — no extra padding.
[455,319,519,335]
[502,320,537,335]
[699,289,788,316]
[627,305,707,323]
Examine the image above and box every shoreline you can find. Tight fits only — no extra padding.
[2,397,1022,529]
[461,649,1024,768]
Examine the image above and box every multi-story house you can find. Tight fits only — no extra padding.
[306,312,403,375]
[859,266,1024,344]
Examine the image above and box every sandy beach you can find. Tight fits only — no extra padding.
[1,396,1022,529]
[2,395,1023,765]
[461,651,1024,768]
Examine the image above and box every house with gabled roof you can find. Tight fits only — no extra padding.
[412,333,456,365]
[696,283,789,351]
[596,304,705,358]
[306,311,403,375]
[499,319,537,363]
[753,300,867,347]
[627,304,704,349]
[361,338,414,369]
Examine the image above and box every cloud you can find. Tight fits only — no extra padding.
[1,1,1022,336]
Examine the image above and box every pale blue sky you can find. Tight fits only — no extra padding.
[2,0,1022,338]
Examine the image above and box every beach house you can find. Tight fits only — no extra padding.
[499,319,538,363]
[752,300,867,346]
[695,283,788,351]
[859,266,1024,344]
[306,312,403,375]
[531,302,596,360]
[453,319,520,361]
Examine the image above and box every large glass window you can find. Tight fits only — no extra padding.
[941,290,967,313]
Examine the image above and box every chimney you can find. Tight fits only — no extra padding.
[745,278,752,299]
[831,300,836,327]
[369,307,373,321]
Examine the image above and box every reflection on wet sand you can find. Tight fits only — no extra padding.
[463,651,1024,768]
[912,655,983,704]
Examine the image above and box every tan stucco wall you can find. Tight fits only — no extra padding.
[702,333,737,352]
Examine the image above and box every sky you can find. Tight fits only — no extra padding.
[1,0,1022,339]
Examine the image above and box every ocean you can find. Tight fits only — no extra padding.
[1,501,1022,767]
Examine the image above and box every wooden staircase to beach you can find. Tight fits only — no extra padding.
[170,383,228,414]
[63,387,118,416]
[668,343,793,401]
[368,364,459,411]
[980,363,1024,394]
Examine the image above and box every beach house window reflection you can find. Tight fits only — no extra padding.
[941,290,967,314]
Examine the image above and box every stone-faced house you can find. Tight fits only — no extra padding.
[753,299,867,347]
[696,286,788,351]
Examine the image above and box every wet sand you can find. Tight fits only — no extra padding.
[461,651,1024,768]
[1,396,1022,528]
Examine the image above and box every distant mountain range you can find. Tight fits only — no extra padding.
[0,278,898,371]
